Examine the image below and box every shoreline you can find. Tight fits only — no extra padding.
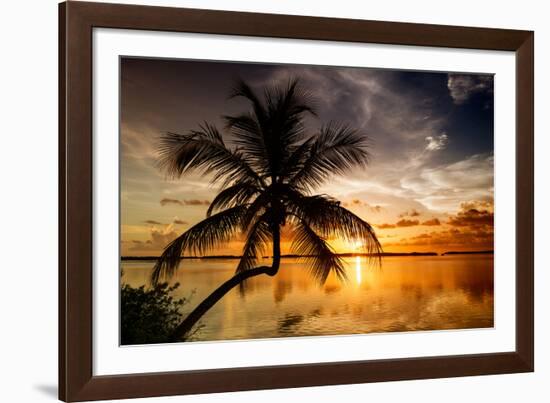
[121,250,494,261]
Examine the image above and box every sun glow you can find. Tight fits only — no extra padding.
[349,240,364,251]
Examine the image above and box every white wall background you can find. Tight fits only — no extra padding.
[0,0,546,402]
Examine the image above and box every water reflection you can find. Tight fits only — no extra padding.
[121,255,494,342]
[355,256,362,285]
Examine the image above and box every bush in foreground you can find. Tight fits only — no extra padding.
[121,282,197,345]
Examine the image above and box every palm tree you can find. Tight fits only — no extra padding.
[152,78,382,342]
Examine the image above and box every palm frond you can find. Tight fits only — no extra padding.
[279,137,315,182]
[227,78,316,181]
[287,192,383,264]
[229,79,268,126]
[291,122,372,190]
[206,182,261,217]
[236,215,271,273]
[153,77,380,293]
[263,78,316,179]
[226,80,271,177]
[157,122,263,188]
[265,78,317,123]
[290,219,347,285]
[151,205,248,285]
[240,191,272,231]
[224,113,270,176]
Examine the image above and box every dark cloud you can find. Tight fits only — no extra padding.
[396,219,420,227]
[399,209,421,218]
[173,219,188,225]
[160,198,183,206]
[184,199,210,206]
[447,208,493,228]
[422,218,441,226]
[378,217,421,229]
[460,200,493,211]
[390,227,493,249]
[343,199,383,213]
[143,220,164,225]
[410,233,432,240]
[447,74,493,105]
[160,198,210,206]
[388,201,494,250]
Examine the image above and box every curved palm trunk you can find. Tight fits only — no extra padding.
[169,225,281,342]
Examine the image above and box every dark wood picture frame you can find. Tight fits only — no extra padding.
[59,1,534,401]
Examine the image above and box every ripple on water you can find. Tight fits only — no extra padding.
[121,255,494,342]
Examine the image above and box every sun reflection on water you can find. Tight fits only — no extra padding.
[355,255,362,285]
[121,255,494,342]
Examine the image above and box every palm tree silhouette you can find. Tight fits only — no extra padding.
[152,78,382,341]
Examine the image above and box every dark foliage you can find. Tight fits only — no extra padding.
[152,77,382,286]
[121,282,196,344]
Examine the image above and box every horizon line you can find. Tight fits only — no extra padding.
[121,250,494,260]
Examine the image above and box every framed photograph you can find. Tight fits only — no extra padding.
[59,1,534,401]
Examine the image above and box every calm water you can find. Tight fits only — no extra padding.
[121,255,493,342]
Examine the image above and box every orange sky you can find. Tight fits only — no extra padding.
[120,58,494,257]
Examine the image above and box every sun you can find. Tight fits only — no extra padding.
[346,239,364,253]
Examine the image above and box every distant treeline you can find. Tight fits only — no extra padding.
[121,251,447,261]
[441,250,494,256]
[121,250,495,261]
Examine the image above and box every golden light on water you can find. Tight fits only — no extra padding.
[355,255,362,285]
[122,255,494,342]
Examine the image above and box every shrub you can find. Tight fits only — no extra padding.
[120,282,196,345]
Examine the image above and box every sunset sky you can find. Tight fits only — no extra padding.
[120,57,494,256]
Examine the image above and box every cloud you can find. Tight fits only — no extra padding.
[120,122,159,163]
[447,74,493,105]
[184,199,210,206]
[395,219,419,227]
[173,219,188,225]
[447,208,493,228]
[377,223,396,229]
[400,152,494,212]
[410,233,432,240]
[425,133,449,151]
[160,198,210,206]
[130,224,179,252]
[160,198,183,206]
[421,218,441,226]
[388,226,493,250]
[252,64,449,157]
[342,199,384,213]
[460,200,494,212]
[143,220,164,225]
[399,209,421,217]
[325,151,493,218]
[120,61,494,256]
[377,216,426,229]
[383,200,493,250]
